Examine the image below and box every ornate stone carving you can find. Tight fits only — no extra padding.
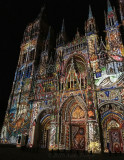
[72,106,85,119]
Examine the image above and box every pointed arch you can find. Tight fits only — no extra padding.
[59,95,88,150]
[99,102,124,153]
[33,108,51,148]
[63,54,88,75]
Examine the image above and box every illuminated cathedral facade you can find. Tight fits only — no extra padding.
[1,0,124,153]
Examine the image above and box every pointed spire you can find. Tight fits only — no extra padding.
[88,5,93,19]
[46,26,51,40]
[56,19,66,47]
[119,0,124,21]
[44,26,51,51]
[75,28,80,40]
[107,0,113,13]
[61,19,65,33]
[76,27,79,35]
[38,2,46,19]
[40,3,46,15]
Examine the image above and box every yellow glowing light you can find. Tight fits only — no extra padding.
[88,141,101,153]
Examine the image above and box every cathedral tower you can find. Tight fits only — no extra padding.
[105,0,124,59]
[1,5,49,145]
[85,6,100,74]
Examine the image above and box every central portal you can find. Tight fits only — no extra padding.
[70,105,86,150]
[71,125,85,150]
[60,96,87,150]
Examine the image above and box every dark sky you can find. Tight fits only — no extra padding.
[0,0,120,129]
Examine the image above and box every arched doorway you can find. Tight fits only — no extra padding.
[60,96,87,150]
[70,106,86,150]
[33,109,51,148]
[39,115,50,148]
[107,120,121,153]
[99,103,124,153]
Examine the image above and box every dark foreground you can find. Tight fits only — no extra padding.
[0,144,124,160]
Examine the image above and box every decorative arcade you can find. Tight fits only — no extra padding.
[1,0,124,153]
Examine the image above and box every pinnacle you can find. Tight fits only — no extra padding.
[107,0,113,13]
[88,5,93,19]
[61,19,65,33]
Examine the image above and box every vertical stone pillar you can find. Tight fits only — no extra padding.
[65,123,70,150]
[88,122,94,152]
[85,122,89,151]
[30,121,36,147]
[88,121,101,153]
[122,125,124,152]
[49,123,56,150]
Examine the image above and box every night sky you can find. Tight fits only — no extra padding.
[0,0,121,129]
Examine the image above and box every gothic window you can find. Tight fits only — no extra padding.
[22,54,26,64]
[106,18,108,26]
[28,65,32,77]
[111,18,114,25]
[62,83,63,90]
[92,24,94,30]
[27,67,30,78]
[71,81,73,88]
[109,18,111,26]
[17,71,20,81]
[89,24,92,31]
[24,68,28,79]
[58,82,61,91]
[110,67,114,74]
[111,17,114,25]
[18,136,21,143]
[81,79,84,88]
[29,49,35,61]
[19,70,23,80]
[74,81,77,87]
[16,70,22,81]
[68,82,70,89]
[30,28,34,39]
[24,65,32,79]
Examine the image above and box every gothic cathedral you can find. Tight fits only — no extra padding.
[1,0,124,153]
